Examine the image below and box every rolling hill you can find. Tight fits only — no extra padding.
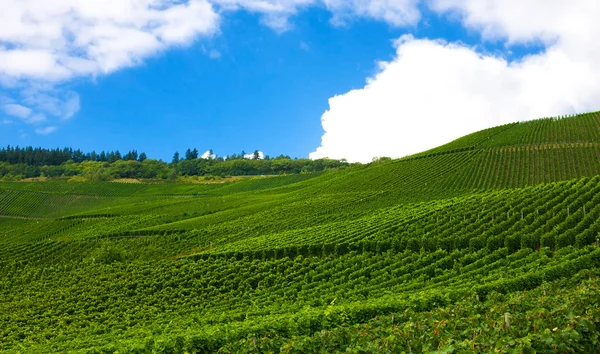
[1,112,600,352]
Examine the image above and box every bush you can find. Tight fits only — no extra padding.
[486,235,504,252]
[556,230,576,249]
[406,238,420,252]
[504,234,521,253]
[521,233,540,250]
[93,244,126,264]
[421,236,437,252]
[540,233,556,249]
[469,237,485,251]
[576,230,596,248]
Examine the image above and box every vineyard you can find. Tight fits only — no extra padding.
[2,112,600,352]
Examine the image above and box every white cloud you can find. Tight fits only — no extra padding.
[429,0,599,46]
[202,150,217,159]
[323,0,421,27]
[0,0,219,80]
[209,0,420,30]
[61,92,81,120]
[300,41,310,51]
[210,0,315,30]
[310,1,600,162]
[16,89,81,122]
[2,102,48,124]
[26,114,47,124]
[0,49,70,81]
[209,50,222,59]
[35,126,57,135]
[3,0,598,159]
[2,103,32,118]
[0,0,422,136]
[244,151,265,159]
[0,0,219,131]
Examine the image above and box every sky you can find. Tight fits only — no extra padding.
[1,1,600,163]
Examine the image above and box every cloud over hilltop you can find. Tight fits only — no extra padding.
[310,0,600,162]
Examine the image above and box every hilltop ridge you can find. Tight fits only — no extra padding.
[413,111,600,155]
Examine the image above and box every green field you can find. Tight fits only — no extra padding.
[2,113,600,353]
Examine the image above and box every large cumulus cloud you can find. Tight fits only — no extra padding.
[311,1,600,162]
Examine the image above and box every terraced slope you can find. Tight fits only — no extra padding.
[1,112,600,353]
[418,111,600,154]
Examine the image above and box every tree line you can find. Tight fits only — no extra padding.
[0,145,351,181]
[0,146,148,165]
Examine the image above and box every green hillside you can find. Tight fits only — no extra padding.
[2,112,600,353]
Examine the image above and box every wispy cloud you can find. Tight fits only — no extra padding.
[2,103,32,118]
[0,0,220,133]
[209,50,222,59]
[27,114,47,124]
[323,0,421,27]
[34,126,57,135]
[210,0,421,31]
[299,41,310,51]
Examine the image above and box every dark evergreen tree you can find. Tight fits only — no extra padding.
[138,152,147,162]
[185,148,198,160]
[124,150,138,161]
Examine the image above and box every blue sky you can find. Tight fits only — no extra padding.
[1,1,599,162]
[63,10,404,160]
